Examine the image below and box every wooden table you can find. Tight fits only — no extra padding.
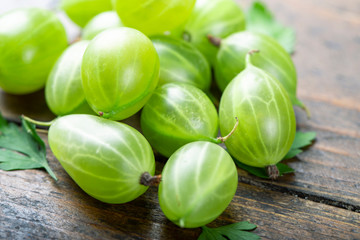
[1,0,359,239]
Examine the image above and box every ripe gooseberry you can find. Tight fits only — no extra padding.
[140,83,219,157]
[158,141,238,228]
[183,0,246,65]
[81,27,159,120]
[45,41,93,116]
[219,51,296,179]
[213,31,309,115]
[114,0,196,36]
[47,114,156,204]
[151,36,211,92]
[0,8,68,94]
[60,0,113,27]
[82,11,124,40]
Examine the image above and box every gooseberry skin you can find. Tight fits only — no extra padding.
[159,141,238,228]
[48,114,155,204]
[114,0,196,36]
[60,0,113,27]
[151,36,211,91]
[45,41,93,116]
[82,11,124,40]
[0,8,68,94]
[184,0,246,64]
[141,83,218,158]
[215,31,305,109]
[219,55,296,168]
[81,27,160,120]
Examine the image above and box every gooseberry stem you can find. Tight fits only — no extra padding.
[22,115,55,127]
[303,104,311,119]
[245,49,260,67]
[140,172,162,187]
[207,34,222,47]
[217,117,239,143]
[182,31,191,42]
[266,165,280,180]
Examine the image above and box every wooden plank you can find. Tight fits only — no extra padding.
[234,0,360,208]
[1,135,359,239]
[1,0,360,239]
[236,100,360,208]
[1,0,359,210]
[0,90,55,123]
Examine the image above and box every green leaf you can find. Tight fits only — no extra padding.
[235,161,269,178]
[283,131,316,160]
[216,221,257,231]
[224,231,260,240]
[235,161,294,179]
[276,163,295,175]
[198,227,225,240]
[290,131,317,150]
[246,1,296,54]
[0,112,57,180]
[198,222,260,240]
[283,149,303,160]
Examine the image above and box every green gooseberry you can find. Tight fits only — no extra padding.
[82,11,124,40]
[214,31,309,115]
[0,8,68,94]
[48,114,155,204]
[159,141,238,228]
[60,0,113,27]
[151,36,211,92]
[81,27,159,120]
[183,0,246,65]
[45,41,93,116]
[114,0,196,36]
[140,83,219,158]
[219,51,296,178]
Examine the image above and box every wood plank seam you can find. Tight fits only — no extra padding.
[238,176,360,213]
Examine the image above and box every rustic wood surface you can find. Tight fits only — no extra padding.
[1,0,360,239]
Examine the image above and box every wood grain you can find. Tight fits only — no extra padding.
[1,136,359,240]
[236,0,360,209]
[1,0,360,239]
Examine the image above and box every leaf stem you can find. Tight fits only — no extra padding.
[182,30,191,42]
[217,117,239,143]
[22,115,55,127]
[44,165,58,181]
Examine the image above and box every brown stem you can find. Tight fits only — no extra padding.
[217,117,239,143]
[266,165,280,180]
[246,50,260,67]
[183,31,191,42]
[140,172,162,187]
[248,49,260,55]
[207,35,222,47]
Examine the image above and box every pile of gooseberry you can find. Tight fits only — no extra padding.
[0,0,305,229]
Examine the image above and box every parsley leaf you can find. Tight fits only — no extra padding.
[235,131,316,179]
[235,161,295,179]
[198,222,260,240]
[0,113,57,180]
[283,131,317,160]
[246,1,296,54]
